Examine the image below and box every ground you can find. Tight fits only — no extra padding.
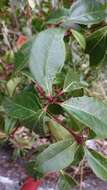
[0,147,107,190]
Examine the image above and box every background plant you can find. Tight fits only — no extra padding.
[1,0,107,189]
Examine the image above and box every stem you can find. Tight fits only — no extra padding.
[47,90,64,104]
[35,83,84,144]
[80,159,84,190]
[35,83,46,99]
[35,82,64,104]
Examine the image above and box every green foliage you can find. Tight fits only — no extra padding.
[34,139,77,173]
[71,29,86,50]
[86,26,107,66]
[58,171,78,190]
[85,148,107,181]
[1,0,107,188]
[48,120,71,140]
[63,69,83,93]
[3,92,41,121]
[68,0,106,25]
[29,28,65,94]
[48,0,106,25]
[62,96,107,138]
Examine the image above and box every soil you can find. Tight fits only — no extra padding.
[0,147,27,190]
[0,147,107,190]
[73,175,107,190]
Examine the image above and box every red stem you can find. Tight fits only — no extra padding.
[35,83,84,144]
[35,83,46,98]
[35,82,64,104]
[36,84,84,144]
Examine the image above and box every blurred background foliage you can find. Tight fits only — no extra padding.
[0,0,107,158]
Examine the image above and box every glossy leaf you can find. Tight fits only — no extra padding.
[48,120,71,140]
[35,139,77,173]
[85,148,107,181]
[67,115,83,131]
[3,92,42,120]
[71,29,86,50]
[47,104,63,115]
[48,0,106,26]
[58,171,78,190]
[62,96,107,138]
[73,145,84,165]
[86,26,107,66]
[7,77,21,97]
[47,8,69,24]
[68,0,106,25]
[29,28,65,94]
[63,69,82,93]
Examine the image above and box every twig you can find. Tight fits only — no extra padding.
[80,159,84,190]
[2,21,13,51]
[10,3,20,30]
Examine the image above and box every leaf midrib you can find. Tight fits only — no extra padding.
[87,30,107,53]
[37,142,76,165]
[44,30,63,93]
[62,103,107,130]
[85,149,107,178]
[69,10,105,20]
[11,102,38,115]
[37,143,77,172]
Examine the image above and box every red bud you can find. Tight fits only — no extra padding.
[21,177,43,190]
[17,35,28,48]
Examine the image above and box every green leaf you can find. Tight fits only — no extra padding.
[71,29,86,50]
[85,148,107,181]
[47,104,63,115]
[47,0,106,26]
[47,8,69,24]
[7,77,21,97]
[68,0,106,25]
[3,92,42,120]
[27,161,44,179]
[73,145,84,165]
[29,28,66,94]
[63,69,86,97]
[63,0,71,8]
[14,38,33,72]
[58,171,78,190]
[86,26,107,66]
[0,93,4,105]
[63,69,83,93]
[0,115,4,130]
[48,120,71,140]
[4,117,16,135]
[62,96,107,138]
[35,139,77,173]
[67,115,83,131]
[21,69,35,82]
